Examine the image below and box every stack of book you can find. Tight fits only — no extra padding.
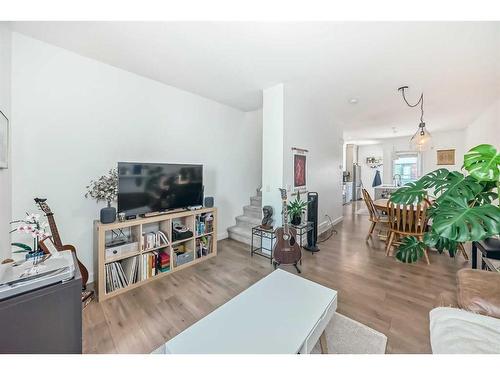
[121,256,139,285]
[158,251,170,273]
[142,251,158,280]
[142,230,169,250]
[105,256,143,294]
[105,262,128,293]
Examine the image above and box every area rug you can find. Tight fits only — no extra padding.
[152,312,387,354]
[311,312,387,354]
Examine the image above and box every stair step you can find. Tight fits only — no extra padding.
[250,196,262,207]
[243,205,262,219]
[236,215,262,228]
[228,190,263,246]
[227,225,252,245]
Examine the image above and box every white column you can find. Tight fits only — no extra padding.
[262,83,284,228]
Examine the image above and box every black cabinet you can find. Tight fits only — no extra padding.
[0,254,82,354]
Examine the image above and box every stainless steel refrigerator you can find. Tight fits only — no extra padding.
[352,164,362,201]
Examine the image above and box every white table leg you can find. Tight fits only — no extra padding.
[319,331,328,354]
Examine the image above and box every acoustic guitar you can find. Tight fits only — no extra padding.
[272,188,302,273]
[35,198,89,290]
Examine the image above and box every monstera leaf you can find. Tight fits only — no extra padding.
[423,231,458,257]
[395,236,426,263]
[474,188,498,206]
[390,169,450,205]
[433,172,483,203]
[431,196,500,242]
[389,181,427,205]
[420,168,451,189]
[463,144,500,182]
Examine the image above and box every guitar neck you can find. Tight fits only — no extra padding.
[282,200,289,232]
[46,214,63,250]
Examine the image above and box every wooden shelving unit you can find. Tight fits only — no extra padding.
[94,207,217,301]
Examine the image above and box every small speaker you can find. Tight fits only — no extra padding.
[204,196,214,208]
[100,206,117,224]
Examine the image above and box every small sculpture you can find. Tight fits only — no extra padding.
[261,205,274,229]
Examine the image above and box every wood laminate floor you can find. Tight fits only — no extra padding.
[83,202,468,354]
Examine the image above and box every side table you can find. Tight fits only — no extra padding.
[251,225,276,264]
[472,240,500,270]
[483,257,500,273]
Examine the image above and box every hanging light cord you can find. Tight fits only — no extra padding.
[398,86,425,124]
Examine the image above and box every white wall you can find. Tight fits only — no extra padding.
[464,99,500,150]
[0,24,11,261]
[11,33,262,281]
[262,84,284,227]
[283,83,344,230]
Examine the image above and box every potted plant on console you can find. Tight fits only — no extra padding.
[288,191,308,226]
[389,144,500,263]
[85,168,118,224]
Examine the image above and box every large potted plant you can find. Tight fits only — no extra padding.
[389,144,500,263]
[288,191,308,225]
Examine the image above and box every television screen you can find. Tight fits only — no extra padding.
[118,162,203,216]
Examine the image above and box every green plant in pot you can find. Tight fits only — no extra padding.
[288,192,308,226]
[85,168,118,224]
[389,144,500,263]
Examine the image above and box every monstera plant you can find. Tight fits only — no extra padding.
[389,144,500,263]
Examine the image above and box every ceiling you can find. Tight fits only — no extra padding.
[10,21,500,140]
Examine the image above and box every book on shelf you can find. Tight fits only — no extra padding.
[142,230,170,250]
[121,256,139,285]
[105,261,130,294]
[196,213,214,236]
[158,251,171,272]
[141,250,171,280]
[196,235,212,257]
[105,255,150,293]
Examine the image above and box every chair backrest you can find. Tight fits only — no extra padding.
[387,200,428,235]
[362,188,379,221]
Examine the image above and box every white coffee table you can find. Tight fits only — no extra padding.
[163,269,338,354]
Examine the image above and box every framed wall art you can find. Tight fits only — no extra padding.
[0,110,8,169]
[292,147,308,191]
[436,149,455,166]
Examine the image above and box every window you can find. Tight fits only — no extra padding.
[392,152,420,185]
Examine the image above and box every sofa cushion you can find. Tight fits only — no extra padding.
[457,269,500,319]
[430,307,500,354]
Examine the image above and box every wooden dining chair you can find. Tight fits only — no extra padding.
[385,200,431,264]
[362,188,389,241]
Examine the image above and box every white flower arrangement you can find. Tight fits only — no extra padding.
[11,213,50,252]
[85,168,118,206]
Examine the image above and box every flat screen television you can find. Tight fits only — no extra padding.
[118,162,203,216]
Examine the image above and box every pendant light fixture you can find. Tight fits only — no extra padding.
[398,86,432,151]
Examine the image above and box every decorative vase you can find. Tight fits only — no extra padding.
[100,203,116,224]
[291,215,301,226]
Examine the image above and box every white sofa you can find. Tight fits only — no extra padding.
[430,307,500,353]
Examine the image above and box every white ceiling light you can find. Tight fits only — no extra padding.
[348,98,359,104]
[398,86,432,152]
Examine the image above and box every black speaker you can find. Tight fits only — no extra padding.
[304,192,320,253]
[204,196,214,208]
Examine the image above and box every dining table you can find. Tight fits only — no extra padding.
[373,198,390,211]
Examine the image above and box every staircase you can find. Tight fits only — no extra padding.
[227,191,262,245]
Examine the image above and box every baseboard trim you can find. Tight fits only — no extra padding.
[218,231,228,241]
[318,216,343,236]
